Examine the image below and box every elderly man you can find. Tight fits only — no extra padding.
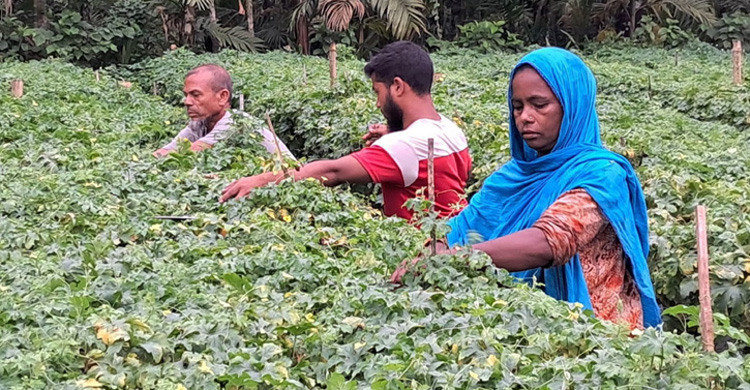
[220,41,472,222]
[153,64,294,158]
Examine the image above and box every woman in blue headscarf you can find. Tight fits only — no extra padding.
[391,47,661,329]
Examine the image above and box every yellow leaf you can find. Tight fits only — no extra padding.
[276,365,289,378]
[492,299,508,307]
[129,319,151,332]
[469,371,479,381]
[176,385,188,390]
[96,327,127,346]
[198,360,214,375]
[486,355,499,366]
[131,154,139,162]
[354,341,366,350]
[126,353,141,367]
[451,344,459,354]
[78,378,104,388]
[342,316,365,330]
[164,120,171,125]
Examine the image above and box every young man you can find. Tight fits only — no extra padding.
[153,64,294,158]
[220,41,472,221]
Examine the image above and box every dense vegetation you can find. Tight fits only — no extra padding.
[2,0,750,66]
[3,44,750,388]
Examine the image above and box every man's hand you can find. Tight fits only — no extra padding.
[220,173,277,203]
[220,156,371,203]
[153,148,171,158]
[362,123,389,147]
[190,141,213,152]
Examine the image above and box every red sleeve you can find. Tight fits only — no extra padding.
[350,146,405,185]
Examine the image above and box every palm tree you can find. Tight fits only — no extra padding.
[290,0,427,54]
[153,0,263,51]
[589,0,716,37]
[3,0,13,17]
[33,0,48,27]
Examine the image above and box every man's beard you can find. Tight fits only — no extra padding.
[383,93,404,132]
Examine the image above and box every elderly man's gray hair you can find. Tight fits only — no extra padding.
[186,64,233,95]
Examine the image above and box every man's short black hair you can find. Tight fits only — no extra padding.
[364,41,433,95]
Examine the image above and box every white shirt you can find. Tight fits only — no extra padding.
[162,110,295,159]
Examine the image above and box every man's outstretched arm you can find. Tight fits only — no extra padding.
[220,155,371,203]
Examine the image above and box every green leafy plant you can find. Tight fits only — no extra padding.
[6,46,750,389]
[702,12,750,49]
[455,20,524,53]
[634,16,694,48]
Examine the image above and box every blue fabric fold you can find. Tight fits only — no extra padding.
[447,47,661,327]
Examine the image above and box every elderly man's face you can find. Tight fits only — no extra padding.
[182,71,228,121]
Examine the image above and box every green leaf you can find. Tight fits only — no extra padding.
[327,373,356,390]
[140,341,164,363]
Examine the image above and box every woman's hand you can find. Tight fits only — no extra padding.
[390,241,456,285]
[389,257,422,284]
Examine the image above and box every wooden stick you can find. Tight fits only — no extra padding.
[238,94,245,112]
[264,112,289,178]
[11,79,23,98]
[428,138,436,256]
[696,205,715,352]
[95,70,100,82]
[329,42,337,89]
[733,40,743,85]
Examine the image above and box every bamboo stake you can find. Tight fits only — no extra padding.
[696,205,715,352]
[10,79,23,98]
[428,138,436,256]
[329,42,337,89]
[239,94,245,112]
[264,112,289,178]
[732,40,743,85]
[95,70,100,82]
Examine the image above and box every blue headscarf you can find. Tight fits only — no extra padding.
[447,47,661,328]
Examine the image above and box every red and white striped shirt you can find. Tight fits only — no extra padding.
[352,115,472,221]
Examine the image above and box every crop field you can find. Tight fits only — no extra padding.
[3,43,750,389]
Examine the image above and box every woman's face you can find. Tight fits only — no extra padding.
[511,67,563,156]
